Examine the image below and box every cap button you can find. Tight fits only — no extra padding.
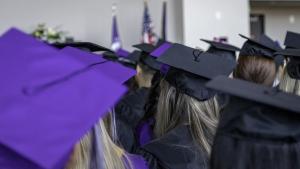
[193,49,203,62]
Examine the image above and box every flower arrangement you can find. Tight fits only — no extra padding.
[31,24,73,44]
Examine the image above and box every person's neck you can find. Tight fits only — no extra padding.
[138,75,153,88]
[138,79,152,88]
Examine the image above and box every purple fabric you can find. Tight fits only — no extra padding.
[61,47,136,84]
[117,48,130,57]
[150,42,172,58]
[160,64,170,75]
[0,28,127,169]
[60,46,106,63]
[0,143,43,169]
[125,153,149,169]
[111,14,122,51]
[136,119,155,146]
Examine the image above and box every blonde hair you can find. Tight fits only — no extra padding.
[279,68,300,96]
[154,79,220,155]
[135,64,155,88]
[65,119,134,169]
[65,132,92,169]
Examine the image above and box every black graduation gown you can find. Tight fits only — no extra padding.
[137,125,209,169]
[115,87,150,152]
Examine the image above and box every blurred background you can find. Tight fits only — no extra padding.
[1,0,299,50]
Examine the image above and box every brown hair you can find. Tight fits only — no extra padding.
[233,56,276,86]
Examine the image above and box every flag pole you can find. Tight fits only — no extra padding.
[112,3,117,16]
[161,1,167,40]
[111,3,122,51]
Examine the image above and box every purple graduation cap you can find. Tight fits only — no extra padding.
[0,28,85,96]
[60,47,136,84]
[0,28,127,169]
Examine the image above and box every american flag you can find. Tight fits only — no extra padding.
[111,4,122,52]
[142,1,156,45]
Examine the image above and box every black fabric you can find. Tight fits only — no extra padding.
[287,58,300,80]
[284,31,300,49]
[201,39,240,61]
[240,34,282,52]
[216,93,230,110]
[102,51,137,69]
[207,47,237,61]
[275,48,300,57]
[133,43,163,71]
[156,39,171,47]
[133,43,157,53]
[155,43,235,101]
[206,76,300,113]
[239,34,284,67]
[140,53,162,71]
[135,149,163,169]
[127,50,142,63]
[52,42,112,52]
[208,77,300,168]
[157,43,236,80]
[275,48,300,79]
[137,125,208,169]
[201,39,240,52]
[211,134,300,169]
[240,40,277,58]
[115,88,150,152]
[165,67,216,101]
[211,96,300,169]
[218,97,300,142]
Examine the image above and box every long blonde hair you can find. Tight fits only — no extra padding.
[279,68,300,96]
[65,118,133,169]
[154,79,220,155]
[65,132,92,169]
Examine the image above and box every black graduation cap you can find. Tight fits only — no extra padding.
[201,39,240,61]
[156,43,236,101]
[275,48,300,79]
[239,34,284,67]
[156,39,171,47]
[208,76,300,169]
[206,76,300,112]
[132,43,162,71]
[275,48,300,58]
[101,50,137,69]
[101,50,144,70]
[126,50,142,63]
[53,42,113,53]
[284,31,300,49]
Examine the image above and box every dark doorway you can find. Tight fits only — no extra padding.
[250,14,265,40]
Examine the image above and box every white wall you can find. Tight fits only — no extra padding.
[251,6,300,46]
[182,0,250,49]
[0,0,183,51]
